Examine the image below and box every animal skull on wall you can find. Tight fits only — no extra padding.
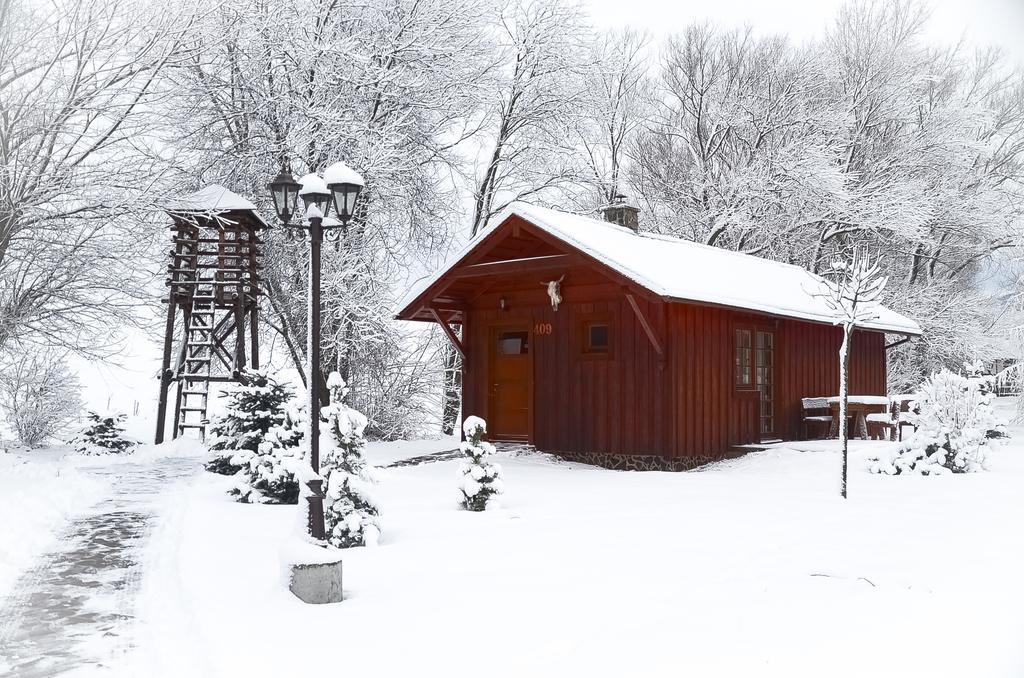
[542,275,564,311]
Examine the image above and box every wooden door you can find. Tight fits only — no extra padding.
[755,330,775,438]
[489,326,531,441]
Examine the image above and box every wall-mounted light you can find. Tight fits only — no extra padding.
[499,297,507,311]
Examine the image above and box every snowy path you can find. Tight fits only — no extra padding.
[0,456,200,677]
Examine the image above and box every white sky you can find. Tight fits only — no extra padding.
[584,0,1024,66]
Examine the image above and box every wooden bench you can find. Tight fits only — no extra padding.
[866,406,895,441]
[892,395,917,441]
[801,397,833,440]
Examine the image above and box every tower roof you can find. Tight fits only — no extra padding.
[165,185,270,229]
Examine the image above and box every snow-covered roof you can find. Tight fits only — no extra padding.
[404,203,922,336]
[165,185,270,228]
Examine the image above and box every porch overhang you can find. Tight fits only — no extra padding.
[395,214,664,324]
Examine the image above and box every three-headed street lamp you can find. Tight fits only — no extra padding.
[267,161,364,541]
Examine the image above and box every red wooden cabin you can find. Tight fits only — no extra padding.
[397,202,921,471]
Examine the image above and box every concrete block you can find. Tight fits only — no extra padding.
[289,559,343,604]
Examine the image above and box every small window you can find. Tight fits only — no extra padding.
[498,331,529,355]
[585,322,610,354]
[735,329,752,387]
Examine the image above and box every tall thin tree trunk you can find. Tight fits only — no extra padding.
[839,324,852,499]
[441,334,462,435]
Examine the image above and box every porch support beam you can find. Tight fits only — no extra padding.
[422,306,463,320]
[625,292,666,369]
[429,306,467,364]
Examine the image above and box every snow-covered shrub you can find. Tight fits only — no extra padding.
[205,369,304,504]
[964,360,1007,439]
[229,404,305,504]
[74,411,134,455]
[869,368,1004,475]
[0,351,82,448]
[321,372,381,548]
[458,416,503,511]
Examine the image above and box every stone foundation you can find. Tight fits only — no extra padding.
[548,448,739,472]
[491,441,750,472]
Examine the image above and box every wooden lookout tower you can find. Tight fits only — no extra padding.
[154,185,268,443]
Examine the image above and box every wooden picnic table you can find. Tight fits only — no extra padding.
[826,395,890,440]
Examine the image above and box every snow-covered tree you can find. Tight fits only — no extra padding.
[469,0,592,235]
[228,403,305,505]
[579,28,652,207]
[992,272,1024,422]
[632,6,1024,387]
[0,351,82,448]
[321,372,381,548]
[74,412,134,455]
[632,25,829,251]
[887,279,1003,393]
[818,249,887,498]
[870,368,1003,475]
[440,330,462,437]
[0,0,189,357]
[160,0,491,439]
[458,416,503,511]
[205,369,304,504]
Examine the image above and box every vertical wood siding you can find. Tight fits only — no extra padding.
[463,287,671,456]
[463,293,887,460]
[670,303,761,456]
[774,320,887,441]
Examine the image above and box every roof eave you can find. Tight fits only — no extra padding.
[396,205,924,338]
[659,293,921,336]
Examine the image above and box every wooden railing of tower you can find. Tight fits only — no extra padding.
[154,211,263,444]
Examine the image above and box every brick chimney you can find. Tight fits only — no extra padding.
[601,193,640,232]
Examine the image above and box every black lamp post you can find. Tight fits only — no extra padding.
[268,161,364,541]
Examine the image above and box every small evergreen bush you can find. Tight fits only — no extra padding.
[458,416,503,511]
[75,411,134,454]
[205,369,304,503]
[321,372,381,548]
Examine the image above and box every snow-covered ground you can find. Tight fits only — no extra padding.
[0,427,198,601]
[0,406,160,596]
[119,419,1024,677]
[3,413,1022,677]
[0,447,111,596]
[0,438,207,677]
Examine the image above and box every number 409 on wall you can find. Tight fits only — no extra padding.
[534,322,553,335]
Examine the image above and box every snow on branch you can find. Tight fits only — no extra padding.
[817,249,888,329]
